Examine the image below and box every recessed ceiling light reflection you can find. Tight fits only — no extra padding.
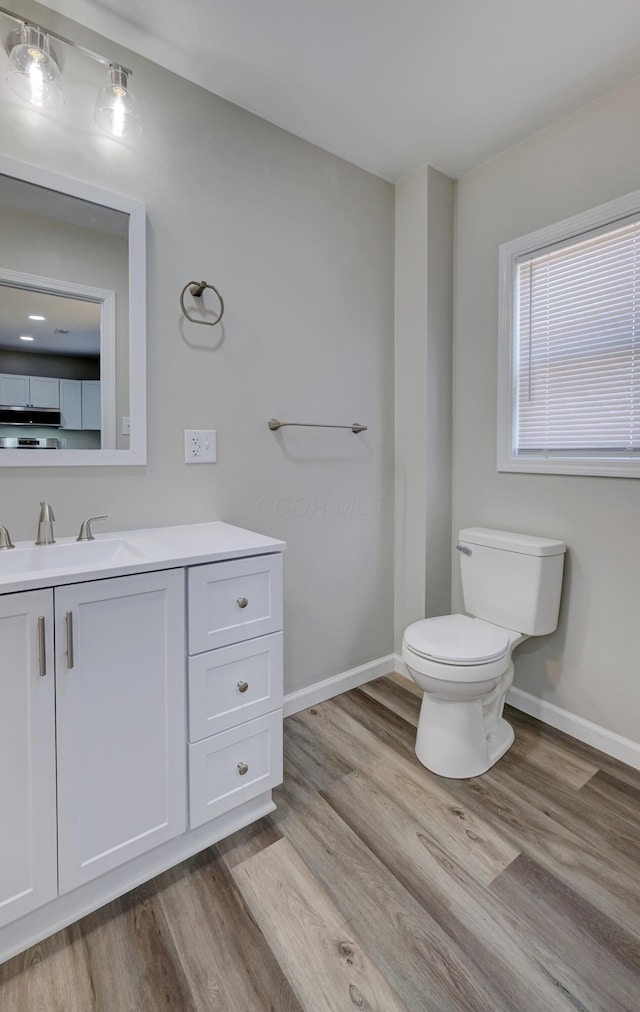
[19,335,34,341]
[28,314,45,320]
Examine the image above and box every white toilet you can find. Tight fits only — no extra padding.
[402,527,565,779]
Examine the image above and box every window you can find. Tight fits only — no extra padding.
[498,189,640,477]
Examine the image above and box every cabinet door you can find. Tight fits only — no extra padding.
[81,380,101,430]
[28,376,59,408]
[55,569,186,894]
[60,379,82,429]
[0,373,29,406]
[0,590,57,928]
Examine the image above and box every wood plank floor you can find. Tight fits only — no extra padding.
[2,673,639,1011]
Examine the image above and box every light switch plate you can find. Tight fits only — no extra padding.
[184,429,217,463]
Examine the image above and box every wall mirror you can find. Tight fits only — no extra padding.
[0,156,146,466]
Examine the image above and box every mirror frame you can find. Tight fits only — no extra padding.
[0,155,146,466]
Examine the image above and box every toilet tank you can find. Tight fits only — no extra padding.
[458,527,566,635]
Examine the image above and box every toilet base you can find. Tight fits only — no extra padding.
[414,694,515,779]
[485,716,515,769]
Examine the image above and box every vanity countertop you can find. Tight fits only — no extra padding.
[0,521,286,594]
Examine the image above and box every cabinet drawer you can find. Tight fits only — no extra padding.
[188,554,283,653]
[188,711,283,828]
[188,632,283,742]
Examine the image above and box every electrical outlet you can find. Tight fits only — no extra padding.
[184,429,217,463]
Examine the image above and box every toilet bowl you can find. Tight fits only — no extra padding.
[402,615,521,778]
[402,527,566,779]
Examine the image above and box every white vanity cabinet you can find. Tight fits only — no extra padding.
[0,570,185,921]
[55,570,186,893]
[0,522,285,966]
[0,590,57,930]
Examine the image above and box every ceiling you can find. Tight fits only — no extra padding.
[0,287,100,355]
[39,1,640,181]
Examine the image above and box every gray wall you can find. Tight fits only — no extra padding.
[394,166,453,651]
[0,350,99,379]
[0,1,395,694]
[453,74,640,743]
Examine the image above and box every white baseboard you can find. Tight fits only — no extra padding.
[393,653,410,681]
[284,655,640,773]
[396,655,640,771]
[283,654,396,717]
[507,686,640,772]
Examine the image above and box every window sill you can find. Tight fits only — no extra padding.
[497,455,640,479]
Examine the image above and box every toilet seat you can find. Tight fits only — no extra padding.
[402,615,510,683]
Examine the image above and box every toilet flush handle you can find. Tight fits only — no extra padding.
[456,544,472,556]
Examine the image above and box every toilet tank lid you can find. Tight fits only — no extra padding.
[458,527,566,557]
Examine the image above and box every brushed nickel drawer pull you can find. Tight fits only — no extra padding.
[66,610,74,669]
[237,680,249,693]
[38,616,46,677]
[237,761,249,776]
[237,596,248,609]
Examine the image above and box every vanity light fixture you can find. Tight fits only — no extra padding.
[7,23,62,107]
[19,335,34,341]
[28,314,45,320]
[1,5,141,138]
[94,65,141,139]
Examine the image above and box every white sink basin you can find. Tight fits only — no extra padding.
[0,538,148,575]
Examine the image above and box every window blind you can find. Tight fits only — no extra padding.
[515,217,640,456]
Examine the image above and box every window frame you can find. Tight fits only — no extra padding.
[497,187,640,479]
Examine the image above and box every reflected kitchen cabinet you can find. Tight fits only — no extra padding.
[0,373,59,408]
[0,373,28,405]
[81,381,101,430]
[60,379,101,430]
[60,379,82,429]
[26,376,59,409]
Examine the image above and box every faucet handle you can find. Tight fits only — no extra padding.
[35,503,56,545]
[77,515,108,542]
[39,502,55,522]
[0,525,14,550]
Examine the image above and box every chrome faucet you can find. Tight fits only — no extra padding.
[0,525,14,550]
[76,515,108,542]
[35,502,55,545]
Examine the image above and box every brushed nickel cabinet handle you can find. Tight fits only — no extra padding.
[38,616,46,677]
[237,680,249,694]
[237,761,249,776]
[66,610,74,669]
[237,597,248,609]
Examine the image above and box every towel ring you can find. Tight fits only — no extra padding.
[179,280,225,326]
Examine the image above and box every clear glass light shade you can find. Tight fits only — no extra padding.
[94,66,141,139]
[8,25,63,108]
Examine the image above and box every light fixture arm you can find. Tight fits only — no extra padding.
[0,5,133,77]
